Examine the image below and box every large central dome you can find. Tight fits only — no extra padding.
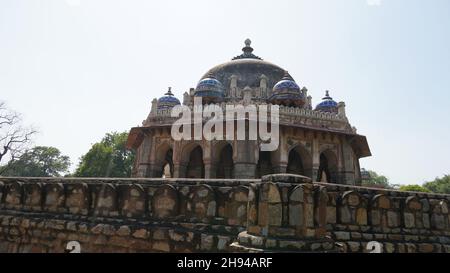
[200,39,291,89]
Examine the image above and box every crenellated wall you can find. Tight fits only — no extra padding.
[0,175,449,253]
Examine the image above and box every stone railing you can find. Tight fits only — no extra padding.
[1,175,449,253]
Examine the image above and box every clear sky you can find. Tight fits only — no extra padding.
[1,0,449,184]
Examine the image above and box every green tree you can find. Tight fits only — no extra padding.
[423,175,450,194]
[74,132,135,177]
[0,146,70,177]
[398,184,431,193]
[361,170,392,189]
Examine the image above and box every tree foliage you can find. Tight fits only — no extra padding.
[0,146,70,177]
[361,170,392,189]
[423,175,450,194]
[74,132,134,177]
[398,184,431,193]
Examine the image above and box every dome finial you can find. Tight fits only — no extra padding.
[165,87,174,96]
[242,39,254,55]
[232,38,262,60]
[323,90,332,100]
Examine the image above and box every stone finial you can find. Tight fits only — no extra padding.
[232,38,262,60]
[259,74,268,89]
[338,101,346,117]
[189,88,195,96]
[151,98,158,114]
[183,92,190,106]
[323,90,332,100]
[307,95,312,109]
[301,87,308,97]
[242,86,252,105]
[242,38,253,54]
[230,74,238,89]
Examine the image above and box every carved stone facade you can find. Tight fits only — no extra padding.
[127,40,371,185]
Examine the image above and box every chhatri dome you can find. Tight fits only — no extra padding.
[157,87,180,110]
[315,90,338,113]
[269,71,305,107]
[194,74,225,103]
[128,39,371,185]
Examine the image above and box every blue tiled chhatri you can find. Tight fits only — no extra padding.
[157,87,181,110]
[273,79,301,92]
[315,90,338,113]
[194,75,225,103]
[269,71,305,107]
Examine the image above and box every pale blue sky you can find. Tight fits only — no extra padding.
[1,0,449,184]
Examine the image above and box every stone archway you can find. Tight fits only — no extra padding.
[155,144,174,178]
[186,145,205,178]
[287,145,313,178]
[216,143,234,179]
[256,151,274,178]
[317,149,338,183]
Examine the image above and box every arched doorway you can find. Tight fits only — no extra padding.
[216,144,234,178]
[317,150,338,183]
[287,149,304,175]
[287,145,313,178]
[186,146,204,178]
[162,148,174,178]
[256,151,273,178]
[155,146,174,178]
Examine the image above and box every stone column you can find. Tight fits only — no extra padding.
[234,139,258,179]
[204,160,213,179]
[341,140,356,185]
[312,138,320,182]
[173,163,186,178]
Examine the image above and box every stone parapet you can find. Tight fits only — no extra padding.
[0,175,449,253]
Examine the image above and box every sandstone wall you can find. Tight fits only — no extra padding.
[0,176,449,253]
[0,178,250,253]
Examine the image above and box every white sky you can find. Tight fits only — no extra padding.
[1,0,449,184]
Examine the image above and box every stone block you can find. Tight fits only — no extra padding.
[278,240,305,250]
[418,243,434,253]
[115,226,131,236]
[356,208,367,225]
[132,228,149,239]
[387,211,399,227]
[334,231,350,241]
[326,207,336,224]
[152,241,170,252]
[347,242,360,252]
[200,234,215,250]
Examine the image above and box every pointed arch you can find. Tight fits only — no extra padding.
[183,144,204,178]
[154,143,174,178]
[216,143,234,178]
[256,151,274,178]
[317,149,338,183]
[287,144,313,178]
